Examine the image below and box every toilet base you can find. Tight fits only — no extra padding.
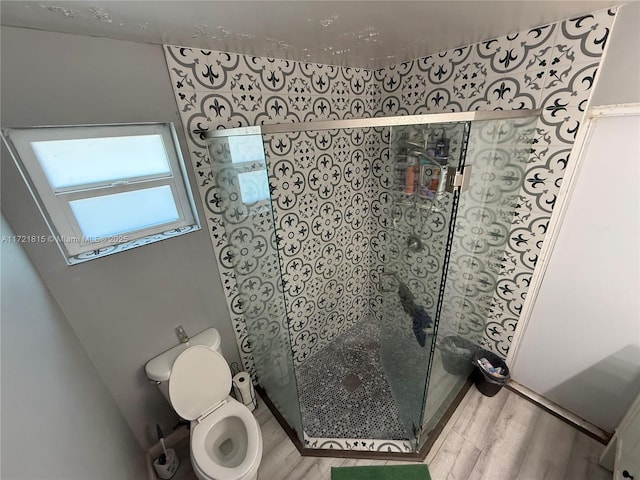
[191,453,259,480]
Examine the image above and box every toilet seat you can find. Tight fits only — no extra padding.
[168,345,262,480]
[169,345,231,421]
[190,399,262,480]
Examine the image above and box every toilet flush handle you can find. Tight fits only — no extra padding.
[175,325,189,343]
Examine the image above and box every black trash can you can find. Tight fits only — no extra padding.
[472,349,510,397]
[441,336,477,375]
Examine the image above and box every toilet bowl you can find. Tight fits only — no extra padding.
[168,345,263,480]
[190,400,262,480]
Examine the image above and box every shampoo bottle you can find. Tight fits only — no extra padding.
[405,164,416,194]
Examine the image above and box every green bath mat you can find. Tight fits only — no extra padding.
[331,464,431,480]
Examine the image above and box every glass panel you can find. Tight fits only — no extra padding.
[419,114,538,446]
[265,126,409,443]
[69,185,179,239]
[207,134,304,441]
[379,121,469,448]
[238,170,270,203]
[31,134,171,191]
[227,135,266,164]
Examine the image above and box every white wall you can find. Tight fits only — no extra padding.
[511,2,640,432]
[590,2,640,106]
[512,112,640,432]
[0,26,240,448]
[1,216,146,479]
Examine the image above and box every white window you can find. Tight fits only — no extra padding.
[2,123,200,264]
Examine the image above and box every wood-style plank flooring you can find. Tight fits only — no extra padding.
[170,386,611,480]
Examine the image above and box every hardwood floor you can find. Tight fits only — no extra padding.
[169,387,612,480]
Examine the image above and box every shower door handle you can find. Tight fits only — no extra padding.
[378,271,398,293]
[445,165,472,193]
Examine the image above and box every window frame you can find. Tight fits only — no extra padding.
[2,122,200,264]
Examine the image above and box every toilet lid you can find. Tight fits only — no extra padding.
[169,345,231,420]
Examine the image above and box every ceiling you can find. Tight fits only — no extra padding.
[0,1,622,69]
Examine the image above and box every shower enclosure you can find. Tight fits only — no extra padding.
[207,110,538,455]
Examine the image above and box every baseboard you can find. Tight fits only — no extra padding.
[506,380,611,445]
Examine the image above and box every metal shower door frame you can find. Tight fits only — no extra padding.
[205,109,540,139]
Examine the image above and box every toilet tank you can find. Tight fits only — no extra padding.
[145,328,222,402]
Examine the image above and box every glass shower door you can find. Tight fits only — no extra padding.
[379,121,469,448]
[419,114,539,441]
[207,130,304,441]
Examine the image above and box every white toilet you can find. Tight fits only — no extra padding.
[145,329,262,480]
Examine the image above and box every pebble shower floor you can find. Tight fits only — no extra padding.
[296,319,409,440]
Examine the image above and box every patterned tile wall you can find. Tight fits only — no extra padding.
[372,8,617,356]
[438,116,538,346]
[263,127,389,363]
[164,46,378,377]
